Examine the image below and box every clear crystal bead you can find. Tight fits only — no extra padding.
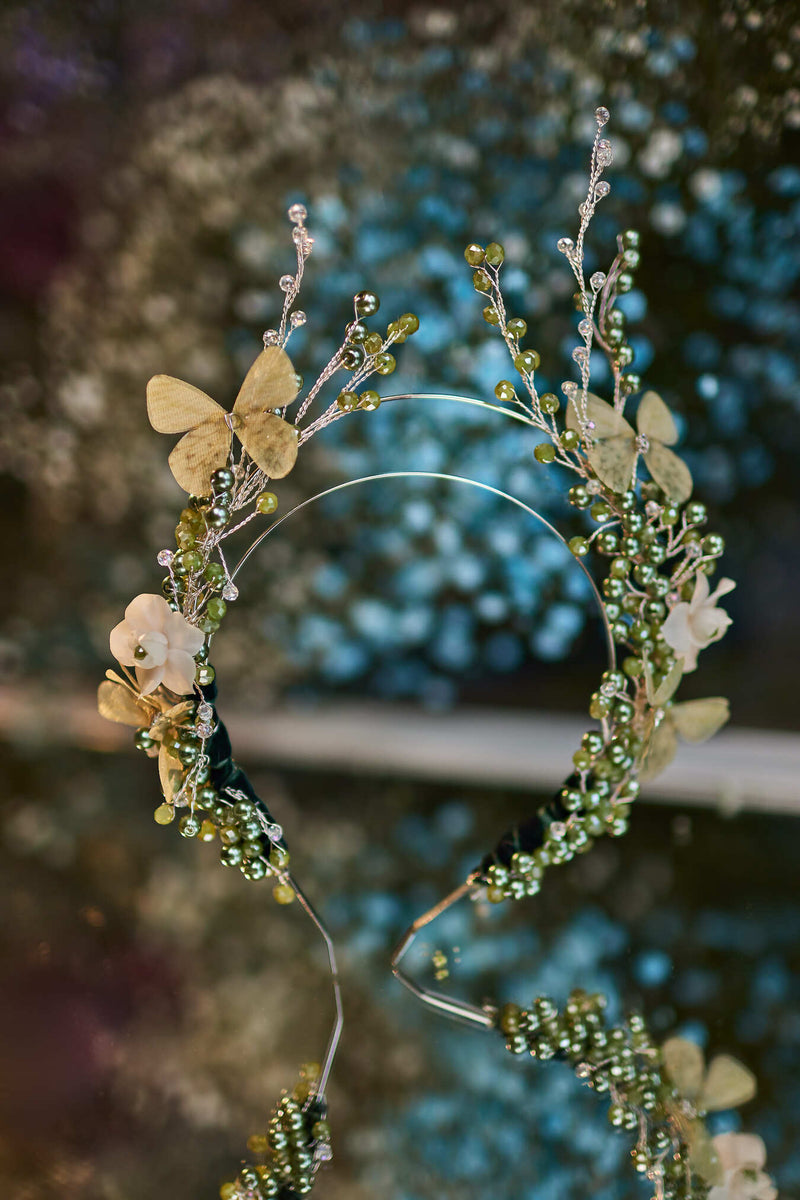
[222,582,239,601]
[196,723,214,739]
[557,237,574,255]
[590,271,606,291]
[197,701,214,722]
[595,106,610,126]
[157,549,173,566]
[596,139,613,167]
[550,821,567,839]
[586,479,601,494]
[263,329,279,346]
[595,180,611,198]
[279,274,295,293]
[287,203,307,224]
[645,500,661,518]
[290,310,307,327]
[572,346,588,363]
[578,319,592,338]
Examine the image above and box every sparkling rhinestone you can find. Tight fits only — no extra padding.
[197,701,213,722]
[196,723,214,739]
[222,582,239,601]
[645,500,661,518]
[590,271,606,291]
[557,237,574,255]
[595,180,611,198]
[290,310,307,327]
[586,479,601,494]
[595,106,610,126]
[578,318,592,338]
[287,203,307,224]
[279,274,295,293]
[157,549,173,566]
[263,329,280,346]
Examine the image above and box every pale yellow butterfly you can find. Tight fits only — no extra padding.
[146,346,300,494]
[566,390,693,502]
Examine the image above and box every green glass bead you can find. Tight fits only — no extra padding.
[269,844,290,869]
[662,504,680,525]
[590,501,612,523]
[621,372,641,393]
[375,352,396,375]
[341,344,365,371]
[134,728,155,752]
[484,242,505,266]
[211,467,235,493]
[336,390,358,412]
[609,556,630,579]
[582,730,604,755]
[203,562,224,583]
[568,485,590,508]
[494,380,516,402]
[507,317,527,338]
[348,321,367,343]
[596,530,619,554]
[610,621,629,643]
[569,536,589,557]
[196,664,216,686]
[540,392,560,415]
[623,247,640,269]
[703,533,725,556]
[198,615,219,635]
[560,429,580,452]
[359,390,381,411]
[622,229,640,249]
[482,306,500,325]
[572,749,592,772]
[386,321,407,343]
[399,312,419,335]
[220,844,244,867]
[206,597,227,622]
[180,813,201,838]
[354,290,380,316]
[464,243,485,266]
[633,562,655,586]
[219,825,240,846]
[514,349,540,373]
[472,270,492,293]
[205,505,229,529]
[256,491,278,515]
[647,542,666,565]
[602,576,625,600]
[623,511,644,534]
[175,525,196,550]
[363,332,383,355]
[617,272,634,293]
[589,694,610,719]
[614,700,634,723]
[242,858,268,881]
[620,535,640,557]
[534,443,556,464]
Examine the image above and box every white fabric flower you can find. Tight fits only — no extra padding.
[662,574,736,672]
[708,1132,777,1200]
[110,593,204,695]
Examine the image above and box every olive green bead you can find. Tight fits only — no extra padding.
[354,290,380,316]
[464,243,485,266]
[220,845,244,866]
[398,312,419,334]
[494,380,516,402]
[336,390,358,412]
[590,501,612,523]
[569,485,590,508]
[211,467,235,493]
[359,390,381,411]
[703,533,725,556]
[482,306,500,326]
[341,345,365,370]
[363,332,383,355]
[134,728,155,752]
[196,664,216,686]
[206,597,227,622]
[198,615,219,635]
[602,576,625,600]
[219,825,240,846]
[204,562,224,583]
[472,270,492,293]
[534,442,556,464]
[507,317,527,338]
[633,562,656,586]
[484,242,505,266]
[256,491,279,514]
[180,813,201,838]
[540,392,560,415]
[569,536,589,557]
[560,429,580,452]
[620,535,640,557]
[686,501,707,525]
[514,349,540,373]
[609,556,630,579]
[375,352,396,375]
[662,504,680,525]
[205,504,229,529]
[597,530,619,554]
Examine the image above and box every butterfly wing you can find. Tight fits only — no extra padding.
[644,658,684,707]
[97,680,148,727]
[671,697,730,744]
[168,423,232,495]
[158,743,186,807]
[147,375,231,494]
[687,1119,723,1186]
[566,394,636,494]
[637,390,679,446]
[643,439,693,504]
[639,717,679,781]
[700,1054,757,1112]
[662,1036,705,1101]
[234,347,300,479]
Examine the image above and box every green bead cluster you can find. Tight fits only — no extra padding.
[220,1077,332,1200]
[498,991,706,1198]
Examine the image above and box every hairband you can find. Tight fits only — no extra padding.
[97,110,775,1200]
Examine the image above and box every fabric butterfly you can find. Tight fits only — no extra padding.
[146,346,300,494]
[637,660,730,781]
[566,390,693,502]
[97,670,194,805]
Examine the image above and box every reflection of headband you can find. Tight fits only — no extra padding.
[97,111,772,1199]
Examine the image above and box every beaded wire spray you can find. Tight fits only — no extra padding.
[97,110,777,1200]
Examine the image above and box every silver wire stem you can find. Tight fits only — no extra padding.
[289,872,344,1101]
[390,874,496,1029]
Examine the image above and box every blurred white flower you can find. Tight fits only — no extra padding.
[662,573,736,672]
[708,1132,777,1200]
[110,593,203,695]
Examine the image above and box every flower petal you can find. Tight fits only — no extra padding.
[137,629,169,667]
[709,576,736,604]
[161,649,198,695]
[109,618,137,666]
[712,1133,767,1171]
[124,593,169,635]
[662,602,695,659]
[136,663,165,695]
[163,608,205,656]
[690,571,711,608]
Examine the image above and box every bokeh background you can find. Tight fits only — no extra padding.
[1,1,799,1197]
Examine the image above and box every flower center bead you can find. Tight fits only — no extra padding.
[135,630,168,667]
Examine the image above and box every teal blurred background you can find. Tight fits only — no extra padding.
[1,1,799,1197]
